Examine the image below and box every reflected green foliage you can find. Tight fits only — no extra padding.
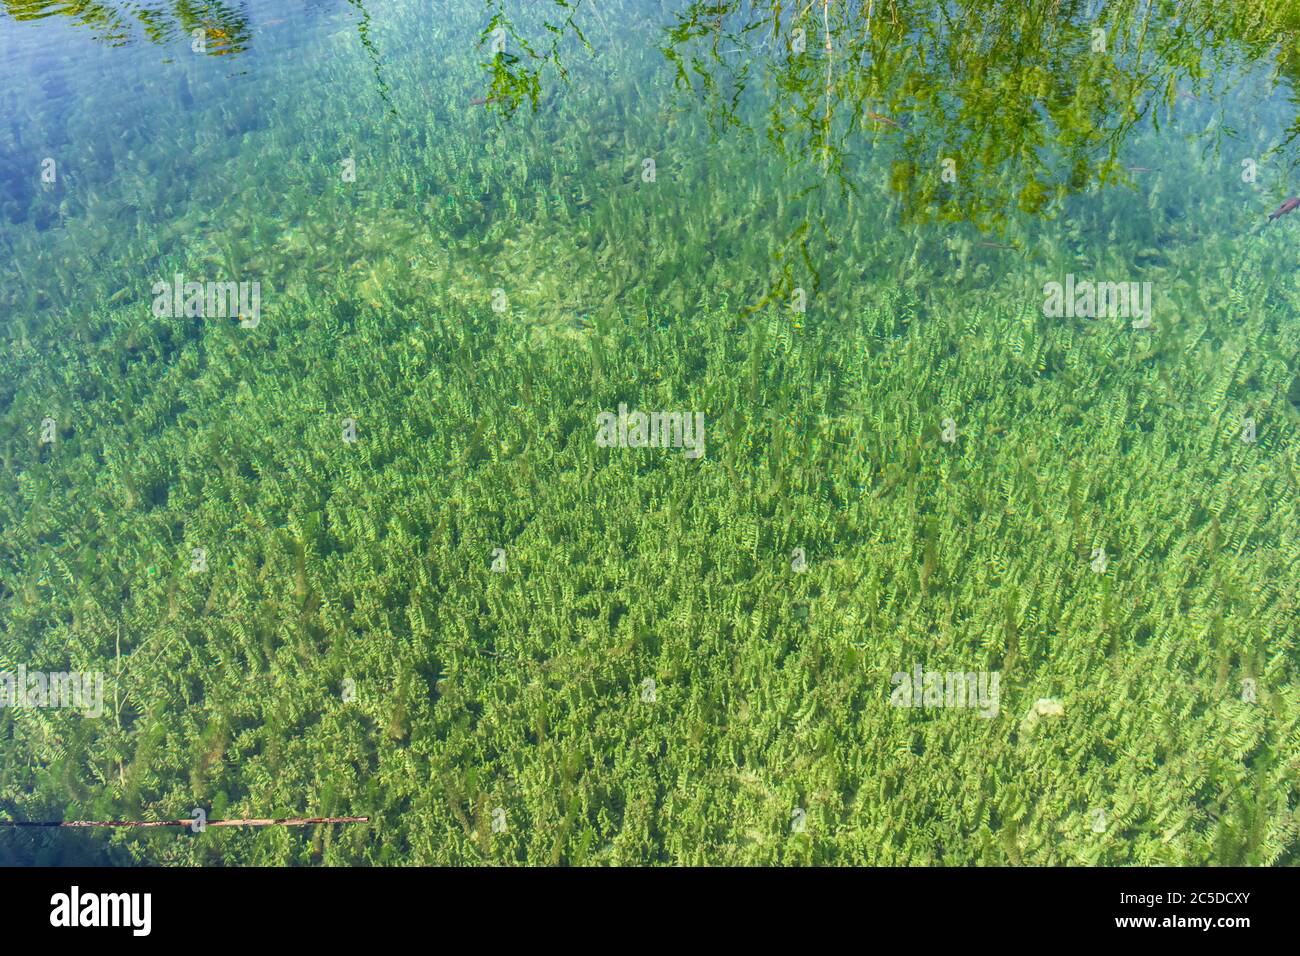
[648,0,1300,229]
[1,0,255,54]
[0,0,1298,865]
[478,0,596,116]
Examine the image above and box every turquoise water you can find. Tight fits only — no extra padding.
[1,1,1298,865]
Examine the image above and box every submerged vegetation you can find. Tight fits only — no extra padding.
[0,0,1298,865]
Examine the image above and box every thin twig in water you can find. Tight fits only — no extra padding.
[0,816,370,829]
[823,0,833,174]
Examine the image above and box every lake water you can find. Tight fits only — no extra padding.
[0,1,1296,866]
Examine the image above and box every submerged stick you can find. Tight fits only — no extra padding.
[0,816,369,829]
[823,0,833,174]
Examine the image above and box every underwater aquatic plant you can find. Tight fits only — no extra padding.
[0,0,1297,868]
